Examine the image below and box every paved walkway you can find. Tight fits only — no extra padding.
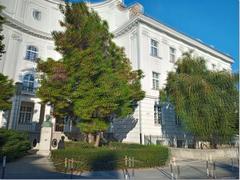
[1,154,239,179]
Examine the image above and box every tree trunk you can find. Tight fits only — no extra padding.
[88,133,94,144]
[94,132,101,147]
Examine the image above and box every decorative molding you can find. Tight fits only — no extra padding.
[138,15,233,63]
[114,14,233,64]
[129,3,144,19]
[114,18,139,38]
[11,33,23,42]
[161,38,168,45]
[3,13,53,41]
[142,29,149,37]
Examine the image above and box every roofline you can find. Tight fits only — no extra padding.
[142,14,233,60]
[140,14,234,64]
[113,14,233,64]
[88,0,122,8]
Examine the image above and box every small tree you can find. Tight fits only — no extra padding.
[37,2,145,146]
[0,5,15,111]
[0,74,15,110]
[0,5,5,58]
[161,52,238,148]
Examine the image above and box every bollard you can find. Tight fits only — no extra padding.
[132,157,135,178]
[70,158,74,179]
[125,156,128,167]
[213,161,216,179]
[231,158,234,172]
[170,163,174,180]
[124,156,129,180]
[64,158,68,174]
[128,157,132,168]
[1,156,6,179]
[206,160,209,177]
[177,165,180,179]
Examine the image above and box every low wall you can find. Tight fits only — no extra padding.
[170,148,239,160]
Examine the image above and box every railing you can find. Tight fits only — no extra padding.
[16,122,40,132]
[21,86,36,96]
[144,135,165,145]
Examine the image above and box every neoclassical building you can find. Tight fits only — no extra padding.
[0,0,233,147]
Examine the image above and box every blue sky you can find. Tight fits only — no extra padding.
[68,0,239,72]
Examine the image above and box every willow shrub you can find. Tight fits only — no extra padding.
[51,142,169,172]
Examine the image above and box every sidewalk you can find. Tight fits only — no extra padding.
[1,154,239,179]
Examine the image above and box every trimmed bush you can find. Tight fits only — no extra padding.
[51,142,169,172]
[0,128,31,161]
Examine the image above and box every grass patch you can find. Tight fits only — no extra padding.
[51,141,169,172]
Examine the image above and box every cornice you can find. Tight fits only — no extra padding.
[2,13,53,41]
[44,0,65,5]
[113,16,139,37]
[139,15,233,63]
[113,15,233,64]
[89,0,122,9]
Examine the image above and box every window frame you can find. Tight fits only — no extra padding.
[150,39,159,57]
[212,64,216,70]
[22,74,35,93]
[25,45,38,61]
[152,72,160,90]
[169,47,176,63]
[154,102,162,125]
[18,103,34,124]
[175,115,181,126]
[32,10,41,21]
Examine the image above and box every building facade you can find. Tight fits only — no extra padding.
[0,0,233,147]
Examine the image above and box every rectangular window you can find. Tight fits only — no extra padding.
[151,39,159,57]
[152,72,160,90]
[18,102,34,124]
[154,102,162,125]
[175,115,181,126]
[169,47,176,63]
[212,64,216,70]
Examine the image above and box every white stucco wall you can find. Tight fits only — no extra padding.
[0,0,233,145]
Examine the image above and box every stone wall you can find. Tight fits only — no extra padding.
[170,148,239,160]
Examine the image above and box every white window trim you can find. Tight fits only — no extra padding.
[32,9,42,21]
[154,102,162,125]
[18,103,34,124]
[169,46,176,63]
[152,72,160,90]
[150,38,160,58]
[25,45,39,62]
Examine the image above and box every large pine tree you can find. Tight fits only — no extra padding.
[37,2,145,146]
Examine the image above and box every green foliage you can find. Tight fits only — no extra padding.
[0,6,14,110]
[161,52,238,145]
[0,5,5,59]
[51,142,169,171]
[37,2,145,135]
[0,129,31,161]
[0,73,15,110]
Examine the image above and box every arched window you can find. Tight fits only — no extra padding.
[25,45,38,61]
[23,74,34,92]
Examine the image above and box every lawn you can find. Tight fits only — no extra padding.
[51,142,169,172]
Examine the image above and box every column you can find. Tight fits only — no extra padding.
[32,102,41,123]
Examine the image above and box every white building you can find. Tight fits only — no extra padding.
[0,0,233,147]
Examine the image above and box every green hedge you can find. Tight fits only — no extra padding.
[51,142,169,172]
[0,128,31,161]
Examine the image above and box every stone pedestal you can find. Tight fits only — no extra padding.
[37,120,52,156]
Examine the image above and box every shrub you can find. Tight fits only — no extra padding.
[0,129,31,161]
[51,142,169,172]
